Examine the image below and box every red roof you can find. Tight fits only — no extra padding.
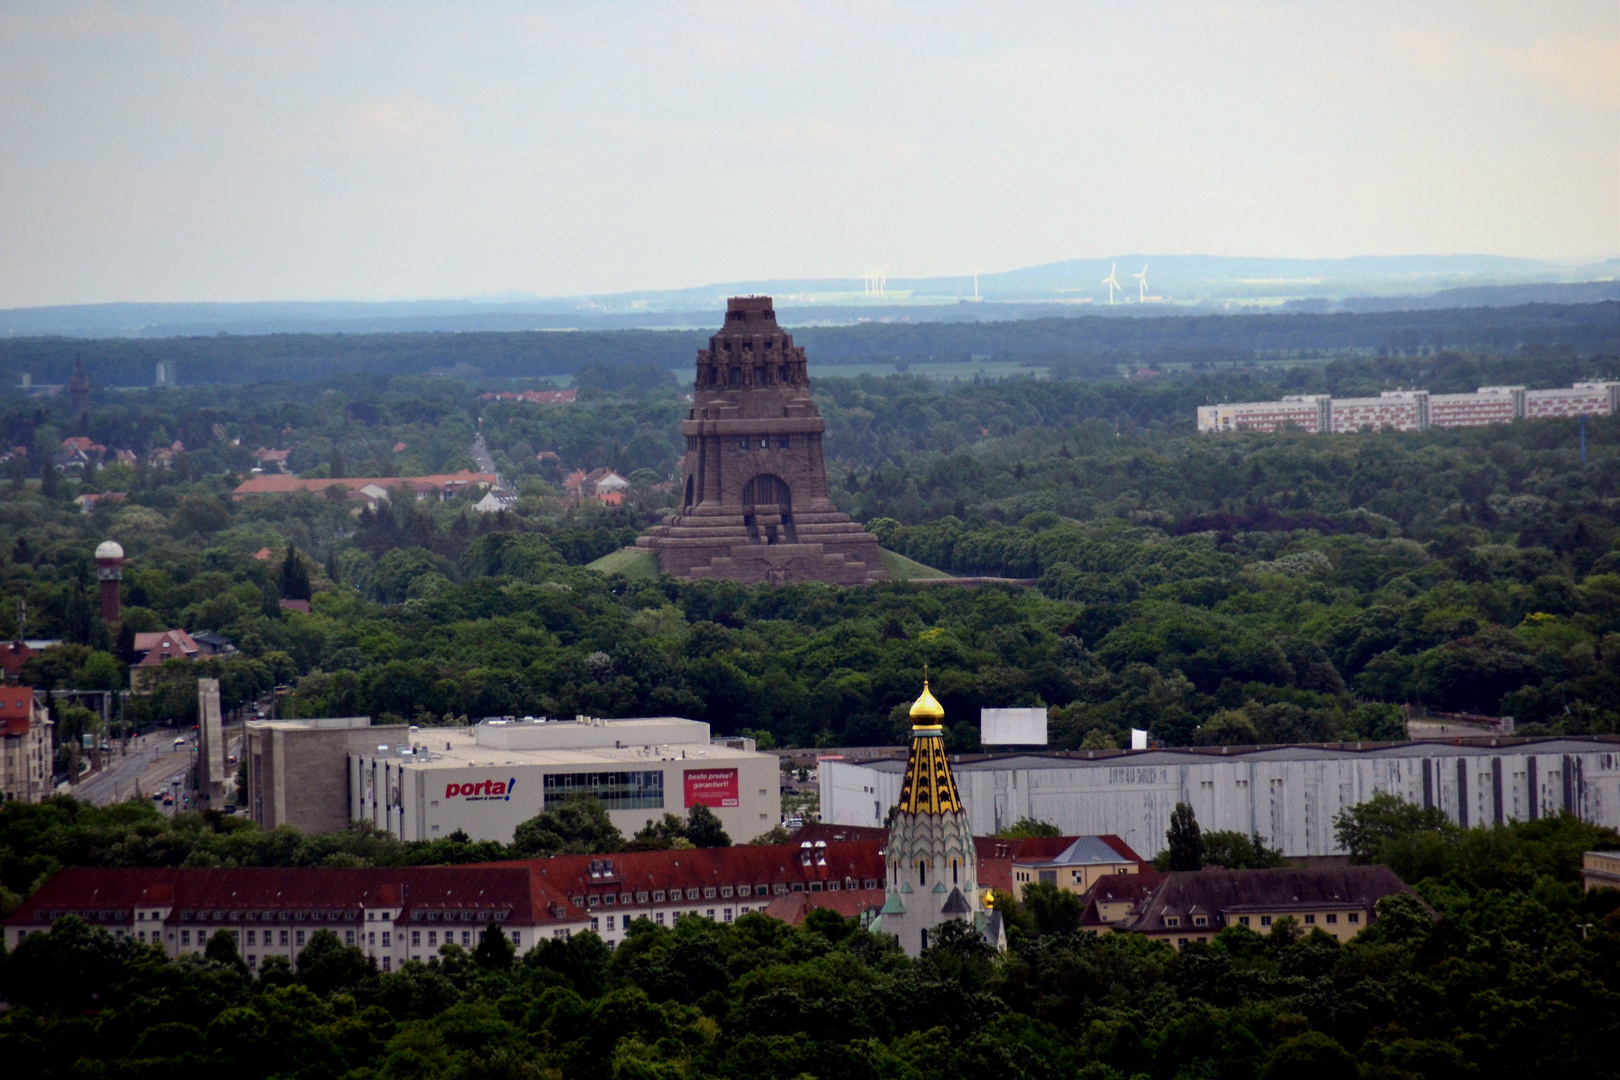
[1,640,39,680]
[7,842,892,932]
[231,471,496,498]
[278,599,311,613]
[6,865,543,926]
[787,823,1145,893]
[762,888,886,924]
[480,390,577,405]
[0,689,38,737]
[132,629,200,666]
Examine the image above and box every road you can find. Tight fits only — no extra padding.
[70,726,245,813]
[71,729,192,806]
[471,433,500,484]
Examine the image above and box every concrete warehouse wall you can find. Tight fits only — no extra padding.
[820,738,1620,858]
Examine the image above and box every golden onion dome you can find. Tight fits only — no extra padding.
[909,680,945,724]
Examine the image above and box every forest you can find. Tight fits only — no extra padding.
[1,300,1615,386]
[0,792,1614,1079]
[1,327,1619,1078]
[2,341,1618,761]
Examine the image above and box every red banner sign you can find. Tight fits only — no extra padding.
[684,768,739,808]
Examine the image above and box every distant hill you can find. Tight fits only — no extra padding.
[2,254,1612,338]
[1,302,1614,389]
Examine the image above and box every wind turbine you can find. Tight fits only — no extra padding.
[969,265,982,300]
[1133,264,1149,302]
[1101,263,1122,305]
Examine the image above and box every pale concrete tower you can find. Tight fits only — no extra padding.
[877,681,984,957]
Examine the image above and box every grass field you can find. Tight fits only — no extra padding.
[585,545,949,582]
[880,549,952,580]
[584,547,660,578]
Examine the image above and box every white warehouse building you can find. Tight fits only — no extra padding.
[819,737,1620,859]
[248,715,781,845]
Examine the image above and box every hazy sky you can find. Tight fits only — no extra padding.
[1,1,1616,307]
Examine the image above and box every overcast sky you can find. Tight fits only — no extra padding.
[1,1,1615,307]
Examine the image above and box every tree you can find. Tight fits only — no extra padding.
[684,804,730,848]
[295,928,372,995]
[1333,792,1452,864]
[997,817,1061,839]
[1201,830,1285,870]
[510,796,624,858]
[1164,802,1203,871]
[473,921,515,970]
[280,544,312,603]
[39,460,59,500]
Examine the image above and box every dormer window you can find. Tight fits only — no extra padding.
[1164,916,1180,927]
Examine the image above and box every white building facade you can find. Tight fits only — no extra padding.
[821,738,1620,860]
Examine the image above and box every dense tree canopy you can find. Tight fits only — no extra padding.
[0,798,1615,1079]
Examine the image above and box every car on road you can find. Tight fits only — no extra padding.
[162,795,173,805]
[173,737,187,748]
[151,791,164,800]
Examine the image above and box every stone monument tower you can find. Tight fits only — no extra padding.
[636,296,886,584]
[876,681,992,957]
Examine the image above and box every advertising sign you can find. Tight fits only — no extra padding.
[981,707,1048,745]
[444,777,517,802]
[684,768,739,808]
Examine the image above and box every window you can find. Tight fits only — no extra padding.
[703,888,716,900]
[368,932,375,946]
[1260,916,1272,927]
[920,929,928,951]
[1193,916,1207,927]
[1347,913,1359,924]
[411,931,421,947]
[721,886,734,899]
[724,908,733,923]
[1238,917,1250,927]
[918,861,927,886]
[383,956,391,971]
[382,932,391,947]
[778,436,790,449]
[246,930,255,946]
[1178,938,1189,946]
[248,955,257,968]
[345,930,355,945]
[706,909,716,920]
[181,930,190,945]
[1304,915,1316,925]
[1164,917,1179,927]
[280,930,289,946]
[543,770,663,810]
[138,930,146,942]
[591,918,600,932]
[511,933,520,947]
[296,930,305,946]
[1326,914,1338,924]
[428,931,437,946]
[462,931,471,946]
[607,916,616,931]
[655,912,665,925]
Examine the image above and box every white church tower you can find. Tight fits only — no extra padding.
[876,681,995,956]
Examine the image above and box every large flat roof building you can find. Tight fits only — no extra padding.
[820,737,1620,860]
[248,715,781,846]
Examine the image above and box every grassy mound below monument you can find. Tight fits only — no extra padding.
[585,545,949,581]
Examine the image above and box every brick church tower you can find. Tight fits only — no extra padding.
[636,297,886,585]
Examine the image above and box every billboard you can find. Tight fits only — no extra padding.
[981,707,1048,746]
[684,768,739,808]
